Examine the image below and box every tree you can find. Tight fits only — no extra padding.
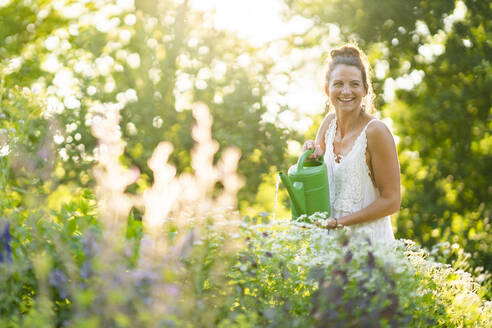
[0,0,296,212]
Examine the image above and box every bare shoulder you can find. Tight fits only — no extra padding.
[315,113,336,146]
[316,113,335,136]
[366,119,397,151]
[367,119,393,139]
[320,113,336,130]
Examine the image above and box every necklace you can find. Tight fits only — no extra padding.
[334,153,344,163]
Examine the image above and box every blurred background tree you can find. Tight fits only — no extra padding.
[0,0,297,214]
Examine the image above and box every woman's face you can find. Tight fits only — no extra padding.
[326,64,367,114]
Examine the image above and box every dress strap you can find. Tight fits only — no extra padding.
[358,119,379,154]
[324,117,337,149]
[363,119,378,132]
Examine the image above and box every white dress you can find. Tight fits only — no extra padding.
[323,117,395,243]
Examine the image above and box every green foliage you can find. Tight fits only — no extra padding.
[1,0,295,213]
[2,208,491,327]
[0,190,99,327]
[227,221,491,327]
[0,86,53,210]
[388,1,492,273]
[0,189,244,327]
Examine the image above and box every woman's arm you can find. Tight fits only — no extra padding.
[338,120,401,226]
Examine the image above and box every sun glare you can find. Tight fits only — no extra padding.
[190,0,291,46]
[190,0,321,132]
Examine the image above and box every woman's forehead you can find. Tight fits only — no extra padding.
[330,64,362,81]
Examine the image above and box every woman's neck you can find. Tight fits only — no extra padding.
[335,108,364,138]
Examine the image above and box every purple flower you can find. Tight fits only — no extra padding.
[80,261,92,279]
[49,269,68,299]
[164,284,181,297]
[0,219,12,264]
[81,230,100,258]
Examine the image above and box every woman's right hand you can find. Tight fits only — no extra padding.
[302,140,323,159]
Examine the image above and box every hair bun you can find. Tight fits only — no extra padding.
[330,45,361,59]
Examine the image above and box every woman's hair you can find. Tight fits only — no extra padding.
[324,44,375,113]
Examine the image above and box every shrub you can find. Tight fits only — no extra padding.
[226,221,491,328]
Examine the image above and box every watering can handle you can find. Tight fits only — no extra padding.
[296,149,314,173]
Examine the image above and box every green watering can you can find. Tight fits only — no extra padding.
[279,149,331,220]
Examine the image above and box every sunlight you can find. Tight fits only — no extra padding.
[190,0,290,46]
[190,0,321,132]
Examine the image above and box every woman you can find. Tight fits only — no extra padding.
[303,44,400,243]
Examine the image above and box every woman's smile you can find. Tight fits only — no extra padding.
[337,97,356,103]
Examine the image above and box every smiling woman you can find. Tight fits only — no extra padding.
[303,44,400,244]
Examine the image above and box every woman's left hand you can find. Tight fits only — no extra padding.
[314,217,338,230]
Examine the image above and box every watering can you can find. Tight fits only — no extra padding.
[279,149,330,220]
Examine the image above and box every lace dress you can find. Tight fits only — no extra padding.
[323,118,395,243]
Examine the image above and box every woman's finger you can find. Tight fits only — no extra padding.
[307,145,322,159]
[302,140,314,151]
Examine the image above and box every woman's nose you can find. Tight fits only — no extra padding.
[341,84,351,94]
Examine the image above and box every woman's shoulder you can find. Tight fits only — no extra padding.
[365,116,391,133]
[321,113,336,129]
[365,117,395,147]
[315,113,336,146]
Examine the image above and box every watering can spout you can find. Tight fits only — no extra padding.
[279,172,306,216]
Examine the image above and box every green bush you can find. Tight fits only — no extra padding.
[226,221,491,328]
[1,207,491,327]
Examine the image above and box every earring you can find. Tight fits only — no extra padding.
[325,100,330,113]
